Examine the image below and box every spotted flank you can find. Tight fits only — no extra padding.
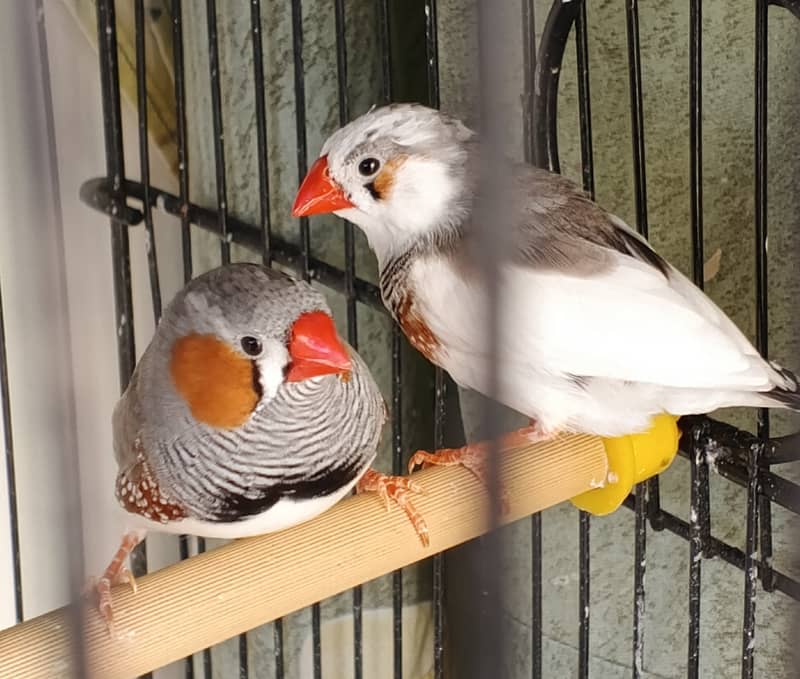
[115,439,186,523]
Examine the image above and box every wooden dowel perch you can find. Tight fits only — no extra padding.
[0,434,608,679]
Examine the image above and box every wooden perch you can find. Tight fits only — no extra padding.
[0,434,608,679]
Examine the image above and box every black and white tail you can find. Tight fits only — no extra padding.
[765,362,800,410]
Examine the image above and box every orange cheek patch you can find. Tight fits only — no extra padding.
[373,154,408,198]
[170,334,259,429]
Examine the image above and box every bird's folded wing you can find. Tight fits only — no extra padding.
[417,252,777,392]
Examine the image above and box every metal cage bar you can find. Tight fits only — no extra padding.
[290,0,312,286]
[171,0,193,286]
[754,0,775,601]
[742,442,763,678]
[94,0,136,408]
[687,1,707,675]
[134,0,163,323]
[251,0,273,267]
[205,0,231,267]
[574,4,595,676]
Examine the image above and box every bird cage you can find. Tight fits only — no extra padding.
[0,0,798,678]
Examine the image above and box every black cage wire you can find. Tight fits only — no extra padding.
[2,0,799,677]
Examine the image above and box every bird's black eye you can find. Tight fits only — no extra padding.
[358,157,380,177]
[240,336,263,357]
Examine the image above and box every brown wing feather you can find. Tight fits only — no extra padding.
[509,164,670,277]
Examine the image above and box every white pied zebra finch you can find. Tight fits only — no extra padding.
[292,103,800,500]
[94,262,427,632]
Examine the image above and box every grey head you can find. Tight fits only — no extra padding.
[319,103,478,260]
[165,263,325,343]
[159,262,331,397]
[115,263,346,460]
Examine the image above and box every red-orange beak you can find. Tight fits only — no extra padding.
[292,155,355,217]
[286,311,352,382]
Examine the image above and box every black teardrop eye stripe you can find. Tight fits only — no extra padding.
[365,181,380,200]
[251,361,263,402]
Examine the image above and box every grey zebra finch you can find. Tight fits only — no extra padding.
[94,263,426,632]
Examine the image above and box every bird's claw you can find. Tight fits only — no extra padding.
[409,443,512,515]
[82,575,119,637]
[117,566,138,594]
[96,577,117,637]
[87,531,145,637]
[407,424,552,515]
[358,469,429,547]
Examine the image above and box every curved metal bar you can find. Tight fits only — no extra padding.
[532,0,581,171]
[770,0,800,20]
[533,0,799,174]
[77,177,385,310]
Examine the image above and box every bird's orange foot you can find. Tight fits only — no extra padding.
[357,469,429,547]
[408,424,552,515]
[87,531,145,636]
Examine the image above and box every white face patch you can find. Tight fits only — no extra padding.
[254,339,290,403]
[384,156,457,232]
[333,156,459,261]
[319,104,475,260]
